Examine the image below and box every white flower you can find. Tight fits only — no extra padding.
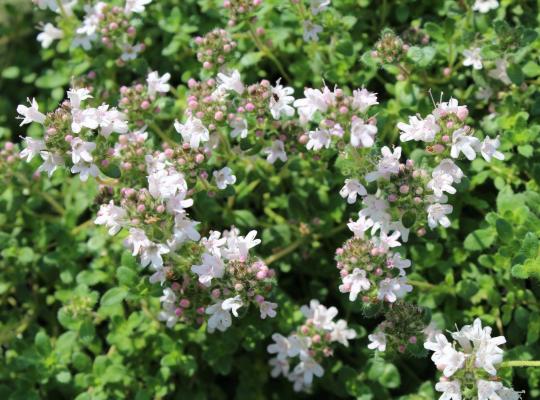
[433,98,469,120]
[259,301,278,319]
[339,268,370,301]
[270,79,295,119]
[140,242,170,268]
[70,138,96,164]
[375,230,402,252]
[427,172,456,198]
[38,152,64,177]
[347,214,374,238]
[481,136,504,162]
[37,23,63,48]
[267,333,291,360]
[367,331,386,351]
[168,213,201,248]
[350,118,378,148]
[476,86,494,101]
[17,98,46,126]
[293,356,324,385]
[124,228,151,257]
[330,319,356,346]
[222,229,261,261]
[67,88,92,110]
[148,169,188,200]
[451,129,480,160]
[213,166,236,190]
[206,301,232,333]
[120,42,144,61]
[306,129,332,151]
[71,162,99,181]
[174,116,209,149]
[269,358,290,378]
[435,380,462,400]
[293,88,327,123]
[377,276,412,302]
[427,203,453,228]
[263,140,287,164]
[463,47,483,70]
[200,231,227,257]
[477,380,503,400]
[125,0,152,14]
[94,201,127,235]
[496,387,523,400]
[425,333,452,364]
[230,117,248,139]
[216,70,244,95]
[300,299,338,330]
[191,253,224,286]
[158,288,178,328]
[95,105,128,137]
[288,334,312,359]
[434,159,464,184]
[303,20,323,42]
[489,59,511,85]
[146,71,170,97]
[439,347,467,377]
[222,295,243,317]
[340,179,367,204]
[359,195,391,234]
[352,88,378,112]
[473,0,499,13]
[387,252,411,276]
[71,108,99,133]
[365,146,401,181]
[20,137,46,162]
[310,0,331,15]
[398,114,440,142]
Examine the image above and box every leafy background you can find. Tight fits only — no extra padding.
[1,0,540,398]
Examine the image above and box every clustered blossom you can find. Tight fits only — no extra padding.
[267,300,355,392]
[425,319,522,400]
[71,1,151,65]
[367,302,436,355]
[194,28,237,72]
[222,0,262,27]
[17,89,128,180]
[371,29,409,65]
[301,0,331,42]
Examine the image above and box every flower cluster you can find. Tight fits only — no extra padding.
[371,29,409,65]
[366,302,435,356]
[159,228,278,332]
[194,28,238,72]
[267,300,355,392]
[424,319,522,400]
[301,0,332,42]
[223,0,262,26]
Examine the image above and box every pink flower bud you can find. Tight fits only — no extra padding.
[136,204,145,213]
[245,103,255,112]
[211,289,221,298]
[409,336,417,344]
[141,100,150,110]
[64,134,73,142]
[195,154,204,164]
[442,135,450,142]
[180,299,190,308]
[175,308,183,316]
[312,334,321,343]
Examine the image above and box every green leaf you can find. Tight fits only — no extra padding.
[100,287,128,307]
[464,228,496,251]
[495,219,513,242]
[507,64,524,85]
[2,66,20,79]
[35,331,52,357]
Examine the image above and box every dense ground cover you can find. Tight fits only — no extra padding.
[1,0,540,399]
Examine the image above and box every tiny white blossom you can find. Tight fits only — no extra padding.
[206,300,232,333]
[477,380,503,400]
[216,70,244,95]
[306,129,332,151]
[330,319,356,346]
[71,161,99,181]
[293,87,329,123]
[398,114,440,142]
[37,151,64,177]
[489,59,511,85]
[146,71,171,97]
[263,140,287,164]
[473,0,499,13]
[270,79,295,119]
[347,214,374,238]
[67,88,92,110]
[350,118,377,148]
[174,116,209,149]
[365,146,401,181]
[339,179,367,204]
[267,333,291,361]
[125,0,152,14]
[120,42,144,61]
[17,98,46,126]
[427,172,457,198]
[339,268,370,301]
[230,117,248,139]
[37,23,64,48]
[451,129,480,160]
[70,138,96,164]
[377,276,412,302]
[352,88,378,112]
[427,203,453,229]
[259,301,278,319]
[213,166,236,190]
[300,299,338,330]
[310,0,331,15]
[222,295,243,317]
[20,137,46,162]
[269,358,290,378]
[191,253,225,286]
[463,47,483,70]
[158,288,178,328]
[435,380,462,400]
[293,356,324,385]
[480,136,504,162]
[367,331,386,351]
[303,20,323,42]
[140,242,170,269]
[94,201,127,235]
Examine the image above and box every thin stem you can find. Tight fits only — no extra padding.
[265,237,305,266]
[502,361,540,368]
[148,121,175,146]
[14,172,65,215]
[248,26,292,82]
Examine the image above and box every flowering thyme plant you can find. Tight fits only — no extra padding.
[1,0,540,398]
